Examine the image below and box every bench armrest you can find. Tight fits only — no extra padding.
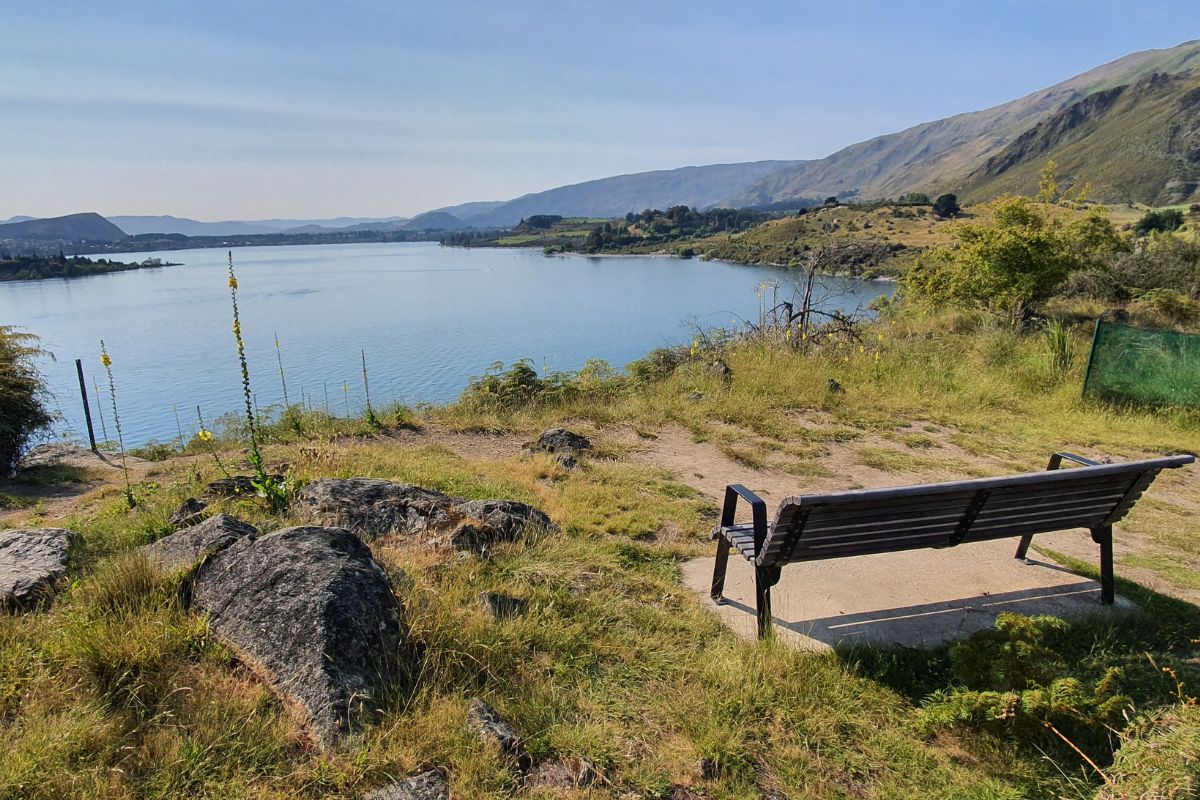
[1047,452,1101,470]
[715,484,770,552]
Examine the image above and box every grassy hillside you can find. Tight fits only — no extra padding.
[2,309,1199,798]
[961,69,1200,206]
[724,40,1200,208]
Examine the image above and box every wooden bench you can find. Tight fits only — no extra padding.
[710,452,1195,638]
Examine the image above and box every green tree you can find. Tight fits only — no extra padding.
[1036,160,1060,204]
[932,193,961,218]
[905,196,1124,321]
[0,327,53,475]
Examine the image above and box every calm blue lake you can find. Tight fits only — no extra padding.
[2,242,893,446]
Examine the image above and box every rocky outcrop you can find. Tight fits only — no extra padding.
[454,500,558,548]
[295,478,456,539]
[192,526,408,745]
[142,514,257,573]
[168,497,209,528]
[466,699,530,771]
[364,768,449,800]
[294,478,557,554]
[524,427,591,469]
[0,528,78,611]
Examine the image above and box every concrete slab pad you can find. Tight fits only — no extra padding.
[681,535,1134,651]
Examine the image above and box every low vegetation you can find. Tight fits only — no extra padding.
[0,253,173,282]
[3,192,1199,798]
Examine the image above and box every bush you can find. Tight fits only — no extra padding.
[0,326,53,476]
[1134,208,1184,235]
[1102,703,1200,799]
[905,197,1123,321]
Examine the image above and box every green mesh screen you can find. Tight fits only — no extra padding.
[1083,320,1200,407]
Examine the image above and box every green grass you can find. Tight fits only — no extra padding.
[3,311,1199,798]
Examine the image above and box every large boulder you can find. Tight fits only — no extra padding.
[454,500,558,549]
[524,428,591,469]
[0,528,78,611]
[295,478,456,539]
[192,526,408,745]
[141,514,258,573]
[364,768,449,800]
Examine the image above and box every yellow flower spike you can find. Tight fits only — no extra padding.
[198,430,213,442]
[100,353,112,368]
[228,277,238,289]
[786,328,792,340]
[859,345,865,354]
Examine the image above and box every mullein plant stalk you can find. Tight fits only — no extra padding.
[274,331,290,407]
[361,348,379,428]
[92,377,110,446]
[99,341,135,508]
[226,252,288,510]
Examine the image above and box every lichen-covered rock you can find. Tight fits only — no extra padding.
[168,497,208,528]
[455,500,558,548]
[466,699,530,771]
[0,528,78,611]
[192,526,408,745]
[142,514,257,573]
[364,768,449,800]
[524,427,591,469]
[296,478,456,538]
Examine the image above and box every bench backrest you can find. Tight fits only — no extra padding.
[756,455,1194,567]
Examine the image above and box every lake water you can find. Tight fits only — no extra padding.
[2,242,892,446]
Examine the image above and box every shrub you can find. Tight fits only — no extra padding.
[1103,703,1200,799]
[1134,209,1184,236]
[905,198,1124,321]
[0,326,53,476]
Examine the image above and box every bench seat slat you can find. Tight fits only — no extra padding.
[774,457,1190,513]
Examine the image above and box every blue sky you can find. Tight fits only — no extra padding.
[3,1,1196,220]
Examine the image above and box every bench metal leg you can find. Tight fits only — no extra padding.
[1015,534,1034,561]
[755,566,782,639]
[1092,525,1114,605]
[710,535,731,603]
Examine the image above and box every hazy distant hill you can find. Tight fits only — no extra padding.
[0,213,127,242]
[108,215,409,236]
[457,161,806,227]
[960,69,1200,205]
[723,39,1200,207]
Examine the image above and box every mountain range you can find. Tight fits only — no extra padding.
[4,39,1199,242]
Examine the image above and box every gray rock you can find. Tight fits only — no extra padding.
[668,785,708,800]
[0,528,78,611]
[479,591,528,620]
[142,514,258,573]
[455,499,558,549]
[192,526,408,746]
[525,427,591,469]
[295,478,456,539]
[364,768,449,800]
[527,756,603,789]
[466,699,530,771]
[168,497,209,528]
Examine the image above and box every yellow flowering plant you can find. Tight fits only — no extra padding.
[99,341,134,508]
